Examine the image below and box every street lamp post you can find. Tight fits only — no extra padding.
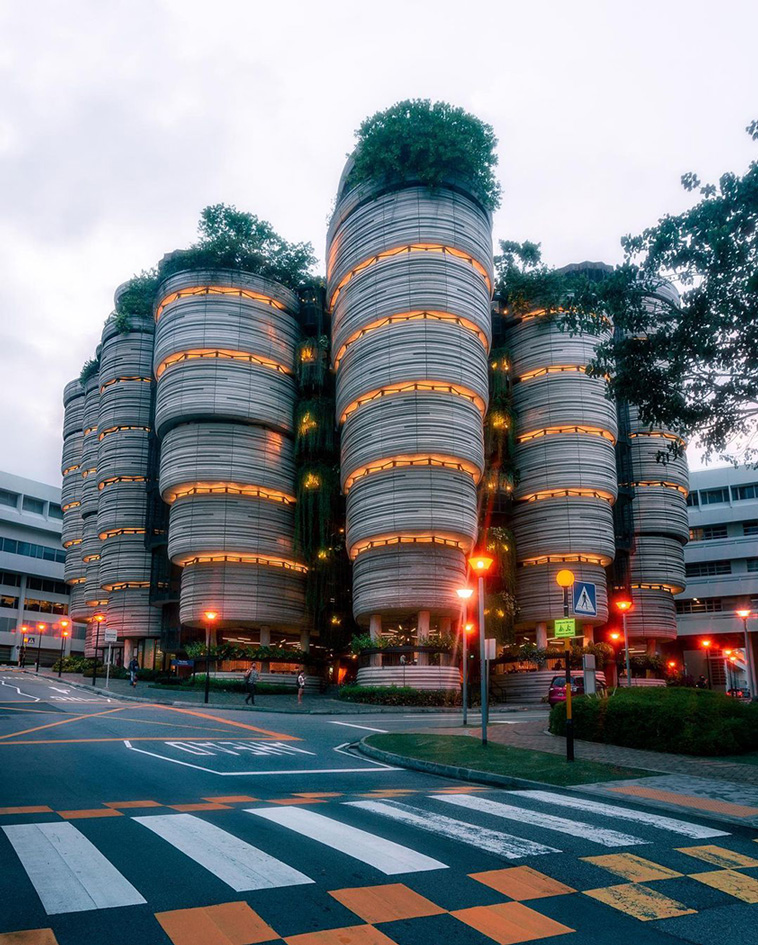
[468,553,494,746]
[19,626,28,668]
[204,611,218,705]
[724,650,733,692]
[736,610,755,700]
[701,638,713,689]
[58,620,70,679]
[35,623,46,673]
[556,569,575,762]
[613,596,634,688]
[456,587,474,726]
[92,614,105,686]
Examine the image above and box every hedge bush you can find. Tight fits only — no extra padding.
[338,685,468,707]
[549,687,758,756]
[151,677,293,695]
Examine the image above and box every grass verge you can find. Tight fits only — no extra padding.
[364,733,654,787]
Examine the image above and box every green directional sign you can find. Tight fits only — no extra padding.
[554,617,577,639]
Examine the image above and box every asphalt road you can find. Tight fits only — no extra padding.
[1,670,757,945]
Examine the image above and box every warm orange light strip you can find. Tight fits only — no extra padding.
[343,454,482,492]
[518,365,589,382]
[61,501,80,512]
[81,468,97,478]
[177,553,308,574]
[520,553,611,567]
[631,581,683,593]
[629,430,687,447]
[82,553,100,563]
[334,310,488,367]
[85,598,110,607]
[624,480,688,495]
[155,348,291,379]
[68,577,85,585]
[98,477,148,490]
[99,528,146,540]
[520,308,611,327]
[329,244,492,308]
[83,426,98,436]
[99,425,151,441]
[63,538,82,548]
[522,488,616,503]
[341,381,486,424]
[62,465,80,476]
[100,376,152,393]
[517,426,616,444]
[101,581,151,592]
[164,482,295,505]
[350,534,469,560]
[155,285,287,321]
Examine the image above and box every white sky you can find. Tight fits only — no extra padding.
[1,0,756,486]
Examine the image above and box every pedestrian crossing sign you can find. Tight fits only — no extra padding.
[573,581,597,617]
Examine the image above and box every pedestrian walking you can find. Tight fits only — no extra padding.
[128,656,139,688]
[297,669,306,705]
[244,664,259,705]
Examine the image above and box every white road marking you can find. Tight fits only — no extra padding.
[332,742,396,768]
[509,790,730,839]
[2,822,146,915]
[133,814,313,891]
[246,806,447,874]
[163,740,316,757]
[328,721,388,733]
[123,739,398,775]
[433,794,647,847]
[48,686,71,694]
[0,680,40,702]
[347,799,559,859]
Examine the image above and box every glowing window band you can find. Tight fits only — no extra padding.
[102,581,151,592]
[334,311,488,368]
[82,553,101,563]
[62,465,80,476]
[350,535,468,560]
[100,376,152,392]
[329,244,492,308]
[99,425,151,441]
[520,308,611,328]
[343,455,482,492]
[99,476,148,490]
[517,426,617,444]
[163,482,295,505]
[521,488,616,503]
[517,365,594,382]
[68,576,85,585]
[177,553,308,574]
[83,426,98,436]
[631,581,684,593]
[623,480,688,495]
[81,468,97,478]
[99,528,146,540]
[520,553,611,567]
[156,348,291,379]
[341,381,486,424]
[63,538,82,548]
[62,501,80,512]
[629,430,687,447]
[85,598,110,607]
[155,285,287,321]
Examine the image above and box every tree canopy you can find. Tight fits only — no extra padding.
[497,122,758,462]
[349,99,501,210]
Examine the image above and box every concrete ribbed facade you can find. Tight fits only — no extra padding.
[61,380,87,636]
[507,285,619,636]
[154,269,306,632]
[327,172,492,628]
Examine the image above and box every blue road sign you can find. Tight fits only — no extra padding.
[573,581,597,617]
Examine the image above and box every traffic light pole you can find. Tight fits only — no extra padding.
[563,586,574,762]
[478,575,488,747]
[462,623,468,727]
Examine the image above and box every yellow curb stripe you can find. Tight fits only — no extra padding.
[581,853,682,883]
[690,869,758,903]
[583,884,696,921]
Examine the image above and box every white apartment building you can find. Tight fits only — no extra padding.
[0,470,85,664]
[677,466,758,691]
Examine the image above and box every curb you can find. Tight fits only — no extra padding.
[23,672,535,717]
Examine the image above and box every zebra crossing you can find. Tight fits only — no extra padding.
[0,789,735,919]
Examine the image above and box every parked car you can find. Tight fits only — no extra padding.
[547,672,607,707]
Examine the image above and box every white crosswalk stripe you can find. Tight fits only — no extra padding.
[347,799,559,858]
[246,805,447,874]
[133,814,314,891]
[432,794,648,847]
[2,822,146,915]
[507,790,730,839]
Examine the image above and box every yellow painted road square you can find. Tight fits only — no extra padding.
[676,845,758,869]
[690,869,758,903]
[452,902,574,944]
[583,883,697,921]
[329,883,446,923]
[156,901,278,945]
[581,853,682,883]
[470,866,575,900]
[0,932,59,944]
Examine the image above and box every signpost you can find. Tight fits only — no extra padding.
[104,628,117,689]
[554,618,576,639]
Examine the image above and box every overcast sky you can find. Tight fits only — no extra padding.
[1,0,756,486]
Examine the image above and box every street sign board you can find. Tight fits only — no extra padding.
[171,659,195,667]
[484,638,497,660]
[573,582,597,617]
[104,629,118,644]
[554,618,577,638]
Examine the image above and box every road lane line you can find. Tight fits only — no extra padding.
[0,680,40,702]
[328,722,388,733]
[347,800,559,859]
[246,806,447,874]
[133,813,313,891]
[333,743,396,768]
[148,704,298,740]
[0,706,130,741]
[433,794,647,848]
[2,822,146,914]
[509,791,729,839]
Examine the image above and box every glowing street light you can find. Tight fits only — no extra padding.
[92,613,105,687]
[468,552,494,745]
[58,619,71,678]
[613,595,634,689]
[34,622,47,673]
[18,625,29,668]
[204,610,218,705]
[456,588,474,725]
[736,609,755,699]
[555,569,575,762]
[700,638,713,689]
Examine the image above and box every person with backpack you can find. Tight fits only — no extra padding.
[244,663,259,705]
[297,669,306,704]
[128,656,139,688]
